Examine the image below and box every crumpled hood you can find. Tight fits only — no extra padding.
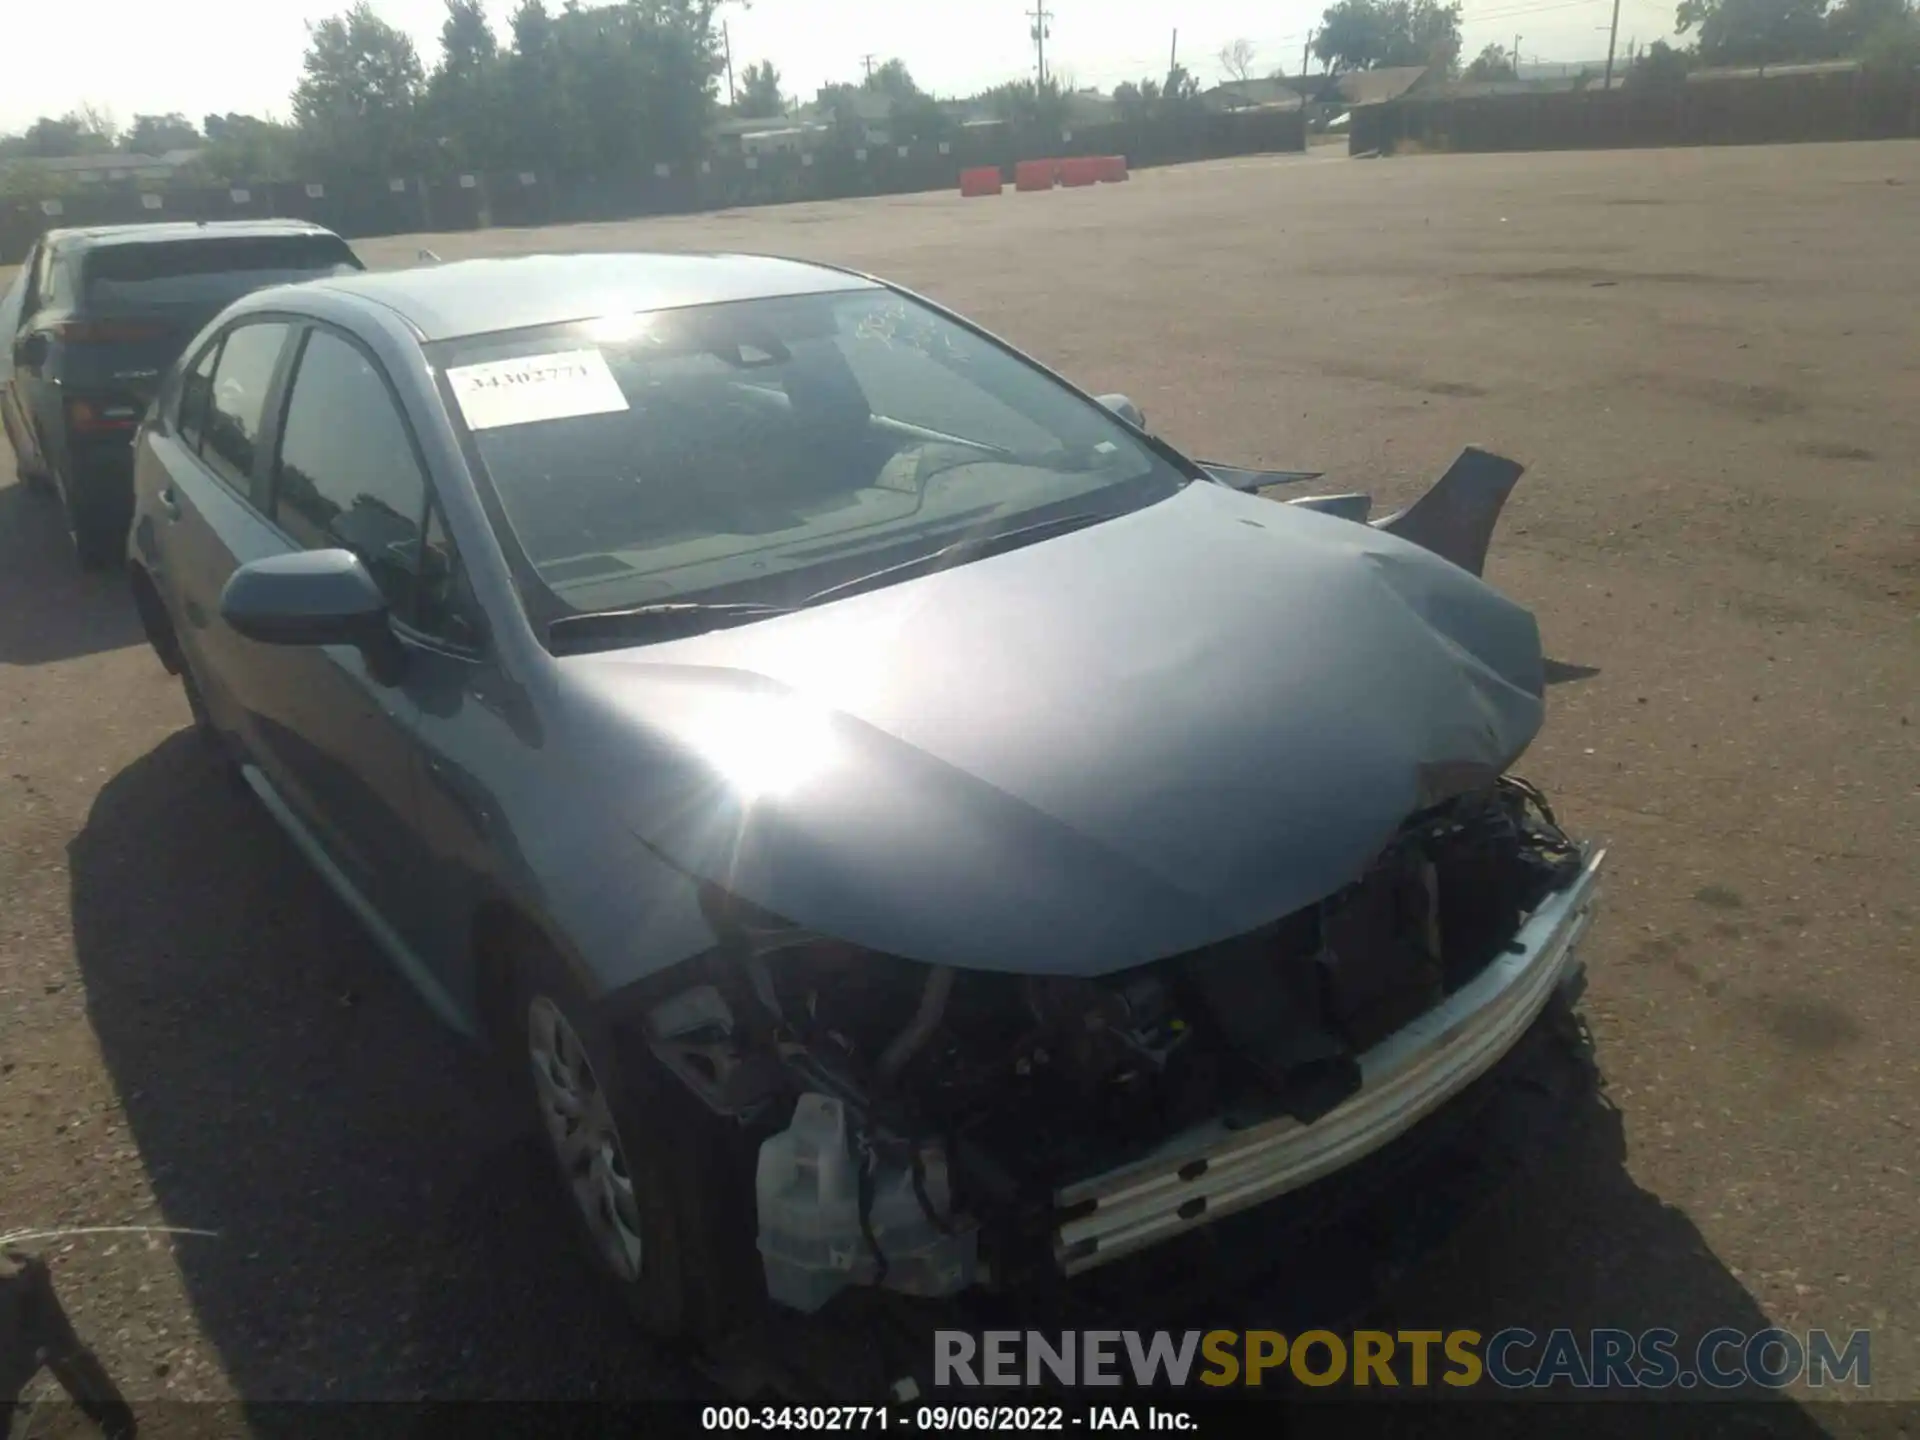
[563,481,1545,977]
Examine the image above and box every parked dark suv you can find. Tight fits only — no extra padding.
[3,220,362,568]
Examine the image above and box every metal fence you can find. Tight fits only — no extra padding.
[1350,68,1920,156]
[0,110,1308,264]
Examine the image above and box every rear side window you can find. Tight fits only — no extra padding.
[81,235,360,309]
[178,337,222,449]
[272,329,430,617]
[201,321,290,490]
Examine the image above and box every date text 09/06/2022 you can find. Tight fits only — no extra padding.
[701,1406,1195,1432]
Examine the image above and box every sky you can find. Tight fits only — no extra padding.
[1,0,1685,136]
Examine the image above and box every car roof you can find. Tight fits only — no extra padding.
[43,219,343,254]
[302,251,881,342]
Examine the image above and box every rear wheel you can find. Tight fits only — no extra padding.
[505,939,761,1340]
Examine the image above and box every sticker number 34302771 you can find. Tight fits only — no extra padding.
[445,348,631,431]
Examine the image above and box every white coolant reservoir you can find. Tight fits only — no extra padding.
[755,1093,979,1313]
[756,1092,865,1313]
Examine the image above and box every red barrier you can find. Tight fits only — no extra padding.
[1096,154,1130,183]
[1058,157,1102,188]
[959,166,1003,198]
[1014,159,1056,192]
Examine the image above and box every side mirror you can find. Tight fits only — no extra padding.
[1095,393,1146,431]
[220,549,406,683]
[14,333,49,368]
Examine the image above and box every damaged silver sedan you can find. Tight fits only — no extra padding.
[125,252,1602,1341]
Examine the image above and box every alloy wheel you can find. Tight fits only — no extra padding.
[527,996,645,1282]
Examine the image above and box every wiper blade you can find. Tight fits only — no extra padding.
[798,511,1107,610]
[548,600,796,651]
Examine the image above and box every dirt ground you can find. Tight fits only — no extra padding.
[1,143,1916,1423]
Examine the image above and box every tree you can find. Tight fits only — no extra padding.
[292,3,429,180]
[426,0,507,173]
[196,114,300,181]
[1625,37,1695,85]
[864,58,920,99]
[1674,0,1833,63]
[1313,0,1463,71]
[1463,41,1518,79]
[854,57,951,142]
[735,60,783,116]
[1827,0,1914,50]
[1218,38,1259,81]
[123,113,201,155]
[1855,3,1920,66]
[13,110,117,159]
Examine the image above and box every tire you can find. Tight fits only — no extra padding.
[505,939,762,1340]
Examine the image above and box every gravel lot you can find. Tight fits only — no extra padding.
[2,142,1915,1426]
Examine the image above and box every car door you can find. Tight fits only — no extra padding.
[150,317,300,751]
[6,242,52,477]
[255,322,457,945]
[0,263,28,468]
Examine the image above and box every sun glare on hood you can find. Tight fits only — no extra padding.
[686,690,839,799]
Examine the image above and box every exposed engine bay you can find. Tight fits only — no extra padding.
[641,776,1589,1314]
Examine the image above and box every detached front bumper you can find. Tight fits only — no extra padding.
[1053,848,1605,1276]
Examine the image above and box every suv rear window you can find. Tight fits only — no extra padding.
[81,236,361,308]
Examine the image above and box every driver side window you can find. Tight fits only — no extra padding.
[271,326,479,648]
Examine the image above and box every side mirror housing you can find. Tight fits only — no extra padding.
[14,332,49,368]
[220,549,405,682]
[1095,393,1146,431]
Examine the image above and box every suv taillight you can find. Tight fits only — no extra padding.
[66,397,143,433]
[54,321,167,344]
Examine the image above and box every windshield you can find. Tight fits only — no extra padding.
[431,287,1191,627]
[81,235,362,309]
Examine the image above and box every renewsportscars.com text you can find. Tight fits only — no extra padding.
[933,1328,1871,1391]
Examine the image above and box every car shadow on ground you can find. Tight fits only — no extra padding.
[0,478,145,667]
[68,731,1837,1434]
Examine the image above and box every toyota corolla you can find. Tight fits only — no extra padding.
[124,252,1603,1340]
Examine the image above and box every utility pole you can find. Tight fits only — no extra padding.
[1602,0,1622,89]
[1028,4,1053,87]
[1301,29,1314,76]
[1512,34,1523,72]
[1169,27,1178,75]
[722,22,735,106]
[861,53,877,81]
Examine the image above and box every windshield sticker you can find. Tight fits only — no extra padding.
[446,349,629,430]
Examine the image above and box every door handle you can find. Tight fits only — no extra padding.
[157,486,181,520]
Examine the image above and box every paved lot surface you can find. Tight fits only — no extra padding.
[2,143,1915,1424]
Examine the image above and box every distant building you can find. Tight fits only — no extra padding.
[1202,78,1306,114]
[0,148,204,186]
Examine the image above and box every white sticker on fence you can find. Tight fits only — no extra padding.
[745,155,759,170]
[896,145,909,158]
[1061,129,1073,142]
[39,198,63,216]
[855,147,867,161]
[140,192,162,210]
[446,350,629,432]
[938,141,951,155]
[305,182,325,198]
[229,187,250,204]
[389,177,407,193]
[801,152,814,167]
[519,171,537,185]
[653,162,670,178]
[700,159,712,174]
[459,173,477,189]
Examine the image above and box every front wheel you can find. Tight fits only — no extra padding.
[508,942,761,1340]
